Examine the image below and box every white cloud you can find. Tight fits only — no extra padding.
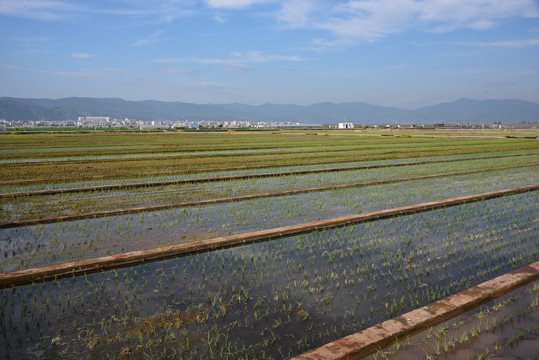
[222,62,256,72]
[418,0,539,31]
[0,63,17,69]
[157,3,194,23]
[191,58,222,65]
[158,66,196,75]
[191,51,302,71]
[71,52,94,59]
[0,0,193,23]
[102,66,136,73]
[304,0,539,46]
[152,59,196,75]
[213,13,227,23]
[191,58,255,72]
[4,0,538,54]
[232,50,304,62]
[0,0,82,20]
[317,0,419,42]
[55,70,99,78]
[458,39,539,48]
[277,0,315,27]
[204,0,274,9]
[133,31,165,46]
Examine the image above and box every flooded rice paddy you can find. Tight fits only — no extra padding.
[0,131,537,359]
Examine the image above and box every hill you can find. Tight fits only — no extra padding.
[1,97,538,124]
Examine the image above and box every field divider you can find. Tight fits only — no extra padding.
[2,153,538,198]
[1,163,537,228]
[0,184,537,288]
[0,140,506,167]
[2,151,537,187]
[291,261,539,360]
[0,145,432,167]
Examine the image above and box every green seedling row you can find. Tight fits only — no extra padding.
[1,167,536,272]
[366,280,539,360]
[1,154,537,222]
[0,192,537,359]
[0,131,537,359]
[2,133,536,182]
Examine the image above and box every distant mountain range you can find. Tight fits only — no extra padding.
[1,97,538,124]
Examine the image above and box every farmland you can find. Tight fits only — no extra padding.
[0,130,538,359]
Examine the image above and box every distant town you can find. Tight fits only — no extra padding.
[0,116,307,131]
[1,116,536,131]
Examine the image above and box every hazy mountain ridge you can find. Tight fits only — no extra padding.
[1,97,538,124]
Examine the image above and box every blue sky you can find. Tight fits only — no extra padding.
[1,0,539,108]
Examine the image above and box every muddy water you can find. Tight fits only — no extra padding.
[1,193,537,359]
[1,173,537,272]
[365,281,538,360]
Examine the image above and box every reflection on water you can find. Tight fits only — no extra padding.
[1,192,537,359]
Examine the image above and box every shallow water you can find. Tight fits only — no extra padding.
[1,193,537,359]
[1,171,537,272]
[365,281,539,360]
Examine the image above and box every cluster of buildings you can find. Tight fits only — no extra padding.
[0,117,303,130]
[0,119,9,131]
[169,119,302,129]
[331,122,538,130]
[1,117,537,131]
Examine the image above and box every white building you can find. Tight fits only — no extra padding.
[338,122,354,129]
[77,116,110,127]
[85,116,110,123]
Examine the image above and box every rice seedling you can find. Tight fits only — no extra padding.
[0,131,537,359]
